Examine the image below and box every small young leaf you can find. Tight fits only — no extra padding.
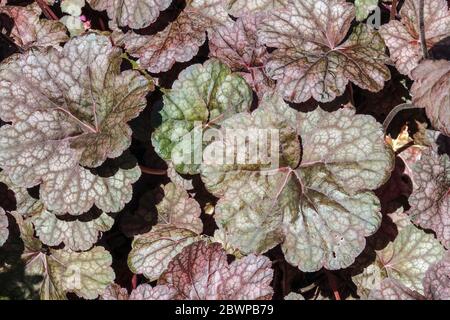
[209,14,275,97]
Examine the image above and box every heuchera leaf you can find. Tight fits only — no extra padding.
[151,59,252,174]
[87,0,171,29]
[0,33,150,214]
[411,60,450,137]
[0,207,8,247]
[156,182,203,234]
[227,0,289,17]
[379,0,450,76]
[32,210,114,251]
[408,149,450,248]
[369,252,450,300]
[61,0,86,17]
[201,104,394,271]
[355,0,379,21]
[158,241,274,300]
[117,0,230,73]
[354,224,445,296]
[0,3,69,49]
[128,182,204,281]
[209,14,275,97]
[101,283,176,300]
[13,213,115,299]
[259,0,391,103]
[2,173,114,250]
[423,252,450,300]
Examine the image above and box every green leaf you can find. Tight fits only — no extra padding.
[152,59,252,174]
[201,106,394,271]
[355,0,379,21]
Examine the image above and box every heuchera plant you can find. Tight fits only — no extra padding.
[0,0,448,301]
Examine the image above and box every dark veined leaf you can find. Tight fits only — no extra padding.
[0,3,68,49]
[117,0,230,73]
[158,241,274,300]
[369,252,449,300]
[151,59,252,175]
[408,149,450,248]
[0,33,151,214]
[259,0,391,103]
[353,222,445,298]
[201,99,394,272]
[379,0,450,76]
[411,60,450,137]
[209,14,275,98]
[128,182,203,281]
[12,213,115,300]
[87,0,172,29]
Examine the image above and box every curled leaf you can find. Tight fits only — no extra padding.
[159,241,274,300]
[0,3,68,49]
[379,0,450,76]
[259,0,390,103]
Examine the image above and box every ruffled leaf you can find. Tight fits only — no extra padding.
[209,14,275,97]
[159,241,274,300]
[0,33,150,214]
[117,0,229,73]
[201,105,394,271]
[259,0,390,103]
[151,59,252,174]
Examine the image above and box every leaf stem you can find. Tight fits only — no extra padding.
[382,103,419,133]
[139,165,167,176]
[390,0,398,20]
[418,0,429,59]
[36,0,58,20]
[325,271,341,301]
